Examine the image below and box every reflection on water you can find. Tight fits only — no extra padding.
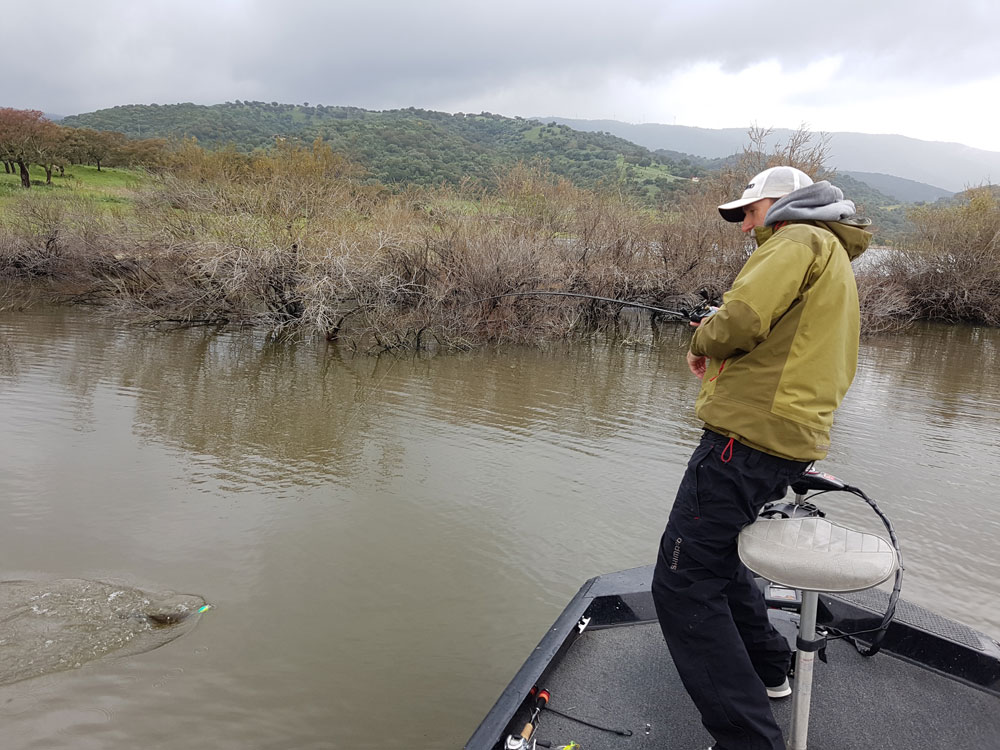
[0,308,998,749]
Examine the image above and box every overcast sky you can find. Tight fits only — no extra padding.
[6,0,1000,152]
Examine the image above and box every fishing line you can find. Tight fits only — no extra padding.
[465,290,712,322]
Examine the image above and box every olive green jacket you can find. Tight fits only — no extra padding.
[690,220,871,460]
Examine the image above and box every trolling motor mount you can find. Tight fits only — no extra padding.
[760,464,849,519]
[760,500,824,519]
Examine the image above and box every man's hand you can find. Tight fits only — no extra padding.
[689,305,719,327]
[686,350,708,379]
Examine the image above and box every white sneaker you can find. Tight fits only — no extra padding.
[766,677,792,698]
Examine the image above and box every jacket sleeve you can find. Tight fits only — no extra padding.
[691,233,816,360]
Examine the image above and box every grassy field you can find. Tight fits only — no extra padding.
[0,165,145,208]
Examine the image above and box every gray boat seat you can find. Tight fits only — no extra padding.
[738,517,898,593]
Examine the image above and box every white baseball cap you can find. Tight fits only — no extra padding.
[718,166,813,222]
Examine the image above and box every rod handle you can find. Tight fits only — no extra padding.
[519,720,536,741]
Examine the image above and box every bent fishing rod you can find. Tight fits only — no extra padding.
[467,291,715,322]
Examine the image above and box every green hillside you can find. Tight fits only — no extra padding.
[57,102,926,240]
[60,102,699,199]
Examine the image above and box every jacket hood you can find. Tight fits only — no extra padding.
[765,181,858,225]
[754,219,872,261]
[814,220,872,260]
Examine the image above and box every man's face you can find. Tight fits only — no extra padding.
[741,198,777,233]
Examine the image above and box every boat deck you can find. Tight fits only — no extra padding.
[535,618,1000,750]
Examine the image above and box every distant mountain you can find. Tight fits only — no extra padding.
[537,118,999,194]
[841,171,952,204]
[539,119,747,160]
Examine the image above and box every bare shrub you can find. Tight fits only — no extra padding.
[493,161,580,235]
[737,124,835,183]
[15,129,990,350]
[855,249,917,334]
[652,187,749,301]
[0,192,71,278]
[109,140,381,328]
[897,187,1000,325]
[0,190,132,290]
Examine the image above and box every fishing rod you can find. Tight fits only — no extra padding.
[504,688,549,750]
[503,686,632,749]
[467,291,715,322]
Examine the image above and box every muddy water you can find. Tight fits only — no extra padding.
[0,307,997,749]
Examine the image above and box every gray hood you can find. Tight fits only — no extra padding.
[765,181,861,226]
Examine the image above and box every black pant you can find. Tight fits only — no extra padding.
[652,431,809,750]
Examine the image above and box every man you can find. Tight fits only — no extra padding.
[651,166,871,750]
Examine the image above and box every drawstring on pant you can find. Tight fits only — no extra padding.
[720,438,734,463]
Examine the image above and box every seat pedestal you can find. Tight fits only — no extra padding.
[739,516,899,750]
[789,591,820,750]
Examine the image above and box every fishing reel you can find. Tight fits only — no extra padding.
[678,288,722,323]
[680,300,717,323]
[504,685,630,748]
[504,689,550,750]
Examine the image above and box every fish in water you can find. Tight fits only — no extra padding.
[0,578,209,686]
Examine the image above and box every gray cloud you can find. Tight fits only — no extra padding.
[4,0,998,119]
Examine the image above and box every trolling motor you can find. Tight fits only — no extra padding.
[738,466,903,750]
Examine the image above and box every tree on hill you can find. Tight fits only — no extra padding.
[0,108,54,188]
[78,128,127,171]
[35,123,75,184]
[0,108,176,184]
